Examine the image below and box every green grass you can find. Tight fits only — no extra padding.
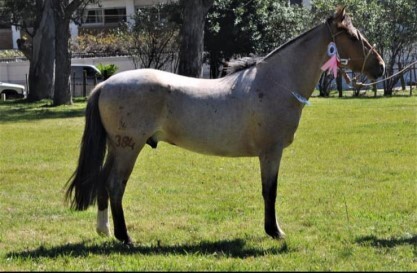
[0,95,416,271]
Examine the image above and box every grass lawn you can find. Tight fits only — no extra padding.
[0,93,416,271]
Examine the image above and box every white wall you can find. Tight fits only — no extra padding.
[0,61,30,86]
[0,56,137,87]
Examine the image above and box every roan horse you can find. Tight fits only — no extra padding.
[66,7,385,245]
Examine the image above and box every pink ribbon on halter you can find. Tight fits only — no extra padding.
[321,42,340,78]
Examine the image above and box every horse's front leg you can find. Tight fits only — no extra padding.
[259,146,286,239]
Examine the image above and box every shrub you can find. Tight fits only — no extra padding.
[96,63,119,80]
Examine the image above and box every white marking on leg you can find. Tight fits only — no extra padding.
[96,208,111,237]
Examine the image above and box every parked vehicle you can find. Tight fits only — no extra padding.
[0,81,26,99]
[70,64,103,97]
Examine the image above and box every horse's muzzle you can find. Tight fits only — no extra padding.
[377,62,386,78]
[369,61,385,80]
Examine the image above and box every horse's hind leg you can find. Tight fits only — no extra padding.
[96,156,114,237]
[105,144,144,245]
[259,146,286,239]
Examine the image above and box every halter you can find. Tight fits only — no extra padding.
[325,22,376,88]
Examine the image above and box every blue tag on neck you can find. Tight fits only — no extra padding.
[291,91,311,106]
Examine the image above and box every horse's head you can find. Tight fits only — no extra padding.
[327,7,385,80]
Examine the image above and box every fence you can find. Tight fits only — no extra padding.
[1,56,415,97]
[70,70,99,97]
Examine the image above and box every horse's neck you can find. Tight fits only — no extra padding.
[257,23,331,100]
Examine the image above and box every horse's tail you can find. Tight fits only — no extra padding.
[65,83,107,211]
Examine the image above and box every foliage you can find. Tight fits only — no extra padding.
[120,3,182,71]
[96,63,118,80]
[0,0,39,36]
[0,96,416,270]
[71,29,129,56]
[71,2,182,72]
[259,1,312,53]
[0,50,25,59]
[204,0,311,78]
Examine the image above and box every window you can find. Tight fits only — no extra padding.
[104,8,126,24]
[289,0,302,6]
[84,9,103,24]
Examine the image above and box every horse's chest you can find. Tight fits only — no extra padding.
[250,105,301,148]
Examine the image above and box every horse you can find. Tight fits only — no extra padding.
[65,7,385,245]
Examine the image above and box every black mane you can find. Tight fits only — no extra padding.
[220,56,262,76]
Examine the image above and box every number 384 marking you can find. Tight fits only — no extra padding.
[115,135,135,150]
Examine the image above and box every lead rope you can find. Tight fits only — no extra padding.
[349,60,417,88]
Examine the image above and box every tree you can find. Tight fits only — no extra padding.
[0,0,97,104]
[318,73,333,97]
[53,0,99,106]
[0,0,55,101]
[123,3,181,71]
[178,0,214,78]
[51,0,99,106]
[373,0,417,95]
[205,0,310,78]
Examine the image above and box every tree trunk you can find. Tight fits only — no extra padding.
[27,0,55,101]
[318,72,332,97]
[52,0,72,106]
[384,59,396,96]
[398,62,406,90]
[336,71,343,97]
[178,0,214,78]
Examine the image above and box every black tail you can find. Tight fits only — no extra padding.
[65,84,107,210]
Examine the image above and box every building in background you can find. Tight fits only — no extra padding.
[0,0,175,50]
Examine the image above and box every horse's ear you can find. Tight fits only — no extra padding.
[333,5,347,23]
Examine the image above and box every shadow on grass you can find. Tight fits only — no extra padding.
[355,234,417,248]
[6,238,291,259]
[0,99,86,123]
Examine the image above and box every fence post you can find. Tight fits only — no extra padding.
[25,74,29,96]
[83,70,87,97]
[72,72,76,97]
[412,64,416,96]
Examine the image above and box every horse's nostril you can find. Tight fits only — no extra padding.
[379,63,385,76]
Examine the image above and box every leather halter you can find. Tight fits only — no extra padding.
[326,22,377,87]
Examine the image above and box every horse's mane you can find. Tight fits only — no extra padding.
[220,24,322,77]
[222,7,354,77]
[220,56,262,76]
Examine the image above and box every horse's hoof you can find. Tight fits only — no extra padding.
[96,227,111,237]
[266,226,286,239]
[115,232,133,246]
[123,238,134,247]
[268,232,286,240]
